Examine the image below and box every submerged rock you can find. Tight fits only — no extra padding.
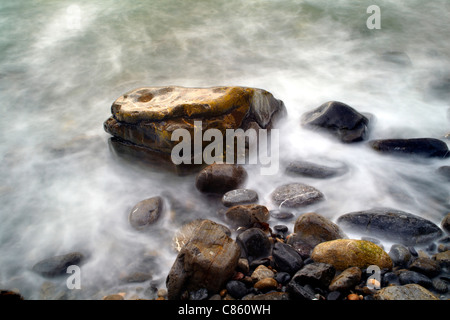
[222,189,258,207]
[285,160,347,179]
[311,239,392,270]
[195,163,247,194]
[103,86,286,156]
[301,101,370,143]
[337,207,443,245]
[271,183,324,208]
[166,219,240,300]
[128,196,163,230]
[32,252,85,278]
[369,138,449,158]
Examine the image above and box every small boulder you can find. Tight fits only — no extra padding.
[337,207,443,245]
[369,138,449,158]
[225,204,269,228]
[236,228,272,263]
[291,262,336,288]
[195,163,247,194]
[293,212,347,248]
[328,267,362,292]
[374,284,439,300]
[222,189,258,207]
[272,242,304,274]
[128,196,163,230]
[301,101,369,143]
[311,239,392,270]
[32,252,85,278]
[271,183,324,208]
[442,213,450,234]
[285,160,347,179]
[166,219,240,299]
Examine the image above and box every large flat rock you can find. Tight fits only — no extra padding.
[104,86,286,155]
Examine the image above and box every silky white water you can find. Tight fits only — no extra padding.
[0,0,449,299]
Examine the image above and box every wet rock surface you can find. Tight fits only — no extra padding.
[369,138,449,158]
[32,252,85,278]
[337,207,443,245]
[103,86,287,155]
[271,183,324,208]
[301,101,370,143]
[195,163,248,194]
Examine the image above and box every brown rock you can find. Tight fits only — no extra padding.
[103,86,287,155]
[311,239,392,270]
[166,219,241,300]
[329,267,362,292]
[225,204,269,228]
[293,212,347,247]
[374,284,439,300]
[195,163,247,194]
[442,213,450,233]
[254,278,278,292]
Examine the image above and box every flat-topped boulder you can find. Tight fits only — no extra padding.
[104,86,286,155]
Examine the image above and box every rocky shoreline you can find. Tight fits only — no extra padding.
[2,86,449,301]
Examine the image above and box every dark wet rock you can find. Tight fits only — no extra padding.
[166,219,241,300]
[389,244,412,267]
[301,101,370,143]
[32,252,85,278]
[382,272,401,287]
[129,196,163,230]
[287,281,316,300]
[226,280,248,299]
[222,189,258,207]
[311,239,392,270]
[291,262,336,288]
[269,209,294,220]
[374,284,439,300]
[286,234,315,260]
[369,138,449,158]
[398,270,432,288]
[442,213,450,234]
[236,228,272,263]
[285,160,347,179]
[437,166,450,181]
[337,207,443,245]
[225,204,269,228]
[272,242,304,274]
[0,290,24,300]
[273,225,289,239]
[328,267,362,292]
[271,183,324,208]
[409,257,441,277]
[274,272,291,285]
[195,163,247,194]
[380,51,412,67]
[293,212,347,248]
